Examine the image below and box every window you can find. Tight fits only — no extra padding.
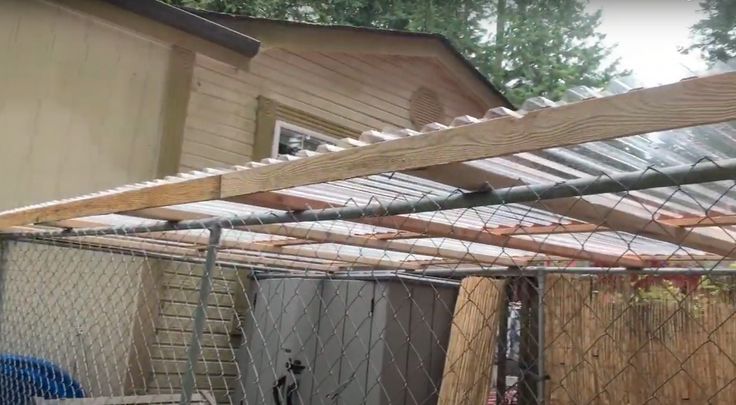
[271,121,338,157]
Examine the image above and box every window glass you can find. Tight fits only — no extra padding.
[274,122,337,157]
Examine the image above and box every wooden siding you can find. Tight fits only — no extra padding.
[0,0,170,210]
[179,49,487,170]
[149,262,243,403]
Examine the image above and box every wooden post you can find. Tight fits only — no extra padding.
[438,277,506,405]
[518,277,541,405]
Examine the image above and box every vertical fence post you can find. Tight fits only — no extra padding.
[495,279,511,403]
[518,276,540,405]
[537,274,546,404]
[180,226,222,405]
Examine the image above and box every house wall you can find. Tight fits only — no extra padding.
[179,49,489,170]
[0,241,150,396]
[0,0,170,210]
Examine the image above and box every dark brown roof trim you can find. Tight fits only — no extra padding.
[103,0,260,57]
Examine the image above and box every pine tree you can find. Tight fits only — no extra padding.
[485,0,624,104]
[686,0,736,64]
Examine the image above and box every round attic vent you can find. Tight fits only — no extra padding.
[409,87,444,130]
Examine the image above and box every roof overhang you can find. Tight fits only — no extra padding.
[103,0,260,58]
[192,12,512,108]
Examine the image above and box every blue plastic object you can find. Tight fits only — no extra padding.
[0,355,85,404]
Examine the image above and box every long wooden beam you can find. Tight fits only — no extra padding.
[0,73,733,228]
[29,217,421,270]
[347,132,736,260]
[488,223,604,236]
[57,235,339,272]
[116,205,525,266]
[143,231,424,270]
[488,215,736,236]
[233,192,645,267]
[247,224,522,267]
[660,215,736,228]
[219,73,736,198]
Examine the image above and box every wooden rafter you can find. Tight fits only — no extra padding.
[488,223,605,236]
[345,134,736,260]
[103,207,524,266]
[57,234,339,272]
[143,231,425,270]
[247,224,522,267]
[0,73,732,228]
[23,218,422,271]
[232,192,646,267]
[660,215,736,228]
[486,215,736,236]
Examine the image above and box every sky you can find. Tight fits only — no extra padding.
[587,0,707,86]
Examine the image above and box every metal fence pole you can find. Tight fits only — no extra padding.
[180,226,222,405]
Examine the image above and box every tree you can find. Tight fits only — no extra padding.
[686,0,736,64]
[485,0,625,103]
[165,0,625,105]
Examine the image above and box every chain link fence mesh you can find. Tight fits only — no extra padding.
[0,157,735,405]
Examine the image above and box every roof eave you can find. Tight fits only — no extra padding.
[103,0,260,58]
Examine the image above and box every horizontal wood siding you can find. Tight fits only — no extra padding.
[0,0,170,210]
[148,262,244,403]
[179,49,486,169]
[179,55,257,170]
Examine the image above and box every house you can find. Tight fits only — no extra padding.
[0,0,510,402]
[0,0,509,212]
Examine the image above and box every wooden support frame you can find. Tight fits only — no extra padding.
[57,234,340,272]
[25,218,422,270]
[488,215,736,235]
[231,191,645,267]
[0,73,733,229]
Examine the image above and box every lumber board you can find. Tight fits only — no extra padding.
[220,73,736,198]
[0,73,732,230]
[232,192,644,267]
[438,277,506,405]
[0,176,220,228]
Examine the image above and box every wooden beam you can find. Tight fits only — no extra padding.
[660,215,736,228]
[246,224,522,267]
[28,218,416,270]
[0,73,733,228]
[38,215,520,268]
[486,215,736,236]
[143,231,422,270]
[438,277,506,405]
[488,223,603,235]
[0,176,220,228]
[231,192,646,267]
[54,234,338,272]
[363,215,644,267]
[348,134,736,260]
[219,73,736,198]
[118,203,523,267]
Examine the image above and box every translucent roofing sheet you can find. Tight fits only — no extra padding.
[22,71,736,264]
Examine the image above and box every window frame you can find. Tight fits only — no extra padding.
[271,120,340,158]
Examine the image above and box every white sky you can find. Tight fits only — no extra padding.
[588,0,707,86]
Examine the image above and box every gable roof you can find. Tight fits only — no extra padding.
[103,0,260,57]
[190,11,512,108]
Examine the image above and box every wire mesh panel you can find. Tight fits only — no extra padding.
[0,122,736,405]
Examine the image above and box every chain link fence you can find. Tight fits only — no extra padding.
[0,156,735,405]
